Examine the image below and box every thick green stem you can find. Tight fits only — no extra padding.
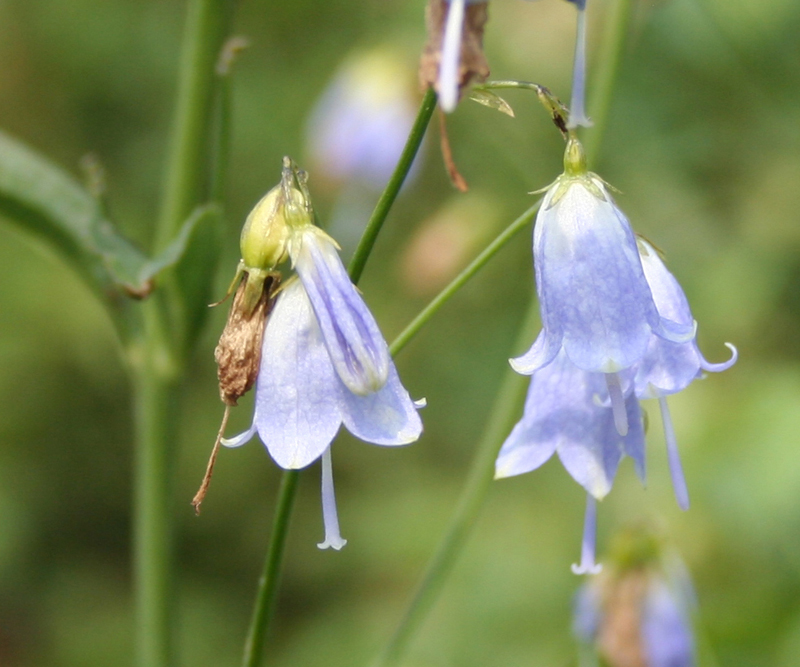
[347,88,437,284]
[157,0,233,250]
[390,199,540,355]
[131,300,182,667]
[374,303,539,667]
[242,471,300,667]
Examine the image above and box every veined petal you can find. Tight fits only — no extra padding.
[495,351,582,478]
[293,228,391,396]
[535,179,658,373]
[254,281,343,470]
[339,364,423,445]
[636,239,736,398]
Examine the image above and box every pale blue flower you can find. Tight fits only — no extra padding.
[496,350,645,573]
[514,167,695,381]
[306,51,418,189]
[224,228,423,550]
[634,239,737,510]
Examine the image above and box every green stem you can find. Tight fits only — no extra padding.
[242,471,300,667]
[372,0,637,663]
[582,0,633,166]
[131,3,232,666]
[374,303,539,667]
[239,87,438,667]
[390,199,540,356]
[347,88,437,284]
[131,301,182,667]
[156,0,233,251]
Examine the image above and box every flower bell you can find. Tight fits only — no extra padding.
[220,163,424,549]
[495,350,645,574]
[512,137,694,437]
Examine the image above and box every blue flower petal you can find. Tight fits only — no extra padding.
[253,281,343,469]
[438,0,466,113]
[293,228,391,395]
[339,364,423,445]
[535,179,660,373]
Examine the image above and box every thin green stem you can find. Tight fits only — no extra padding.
[242,471,300,667]
[239,87,438,667]
[347,87,437,284]
[372,0,637,663]
[582,0,633,167]
[389,199,540,355]
[157,0,233,251]
[374,304,539,667]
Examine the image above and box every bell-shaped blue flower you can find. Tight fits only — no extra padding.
[224,228,423,550]
[496,350,645,573]
[513,139,695,381]
[633,238,736,510]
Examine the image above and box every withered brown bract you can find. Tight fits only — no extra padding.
[214,271,281,406]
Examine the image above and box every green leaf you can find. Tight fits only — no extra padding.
[468,89,516,117]
[0,129,152,297]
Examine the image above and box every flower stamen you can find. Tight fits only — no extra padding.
[605,372,629,437]
[572,493,603,575]
[659,397,689,511]
[317,446,348,551]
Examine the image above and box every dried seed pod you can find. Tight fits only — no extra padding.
[214,271,280,406]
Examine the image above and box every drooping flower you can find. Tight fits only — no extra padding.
[495,350,645,573]
[514,138,695,379]
[633,238,736,510]
[224,205,423,550]
[512,137,694,441]
[574,529,696,667]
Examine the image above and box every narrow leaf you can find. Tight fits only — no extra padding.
[0,129,152,296]
[468,89,516,117]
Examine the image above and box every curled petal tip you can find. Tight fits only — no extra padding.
[220,424,257,448]
[699,342,738,373]
[317,537,348,551]
[414,397,428,409]
[571,562,603,576]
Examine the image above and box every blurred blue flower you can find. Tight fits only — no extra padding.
[574,556,696,667]
[225,227,423,550]
[495,349,645,573]
[306,50,418,190]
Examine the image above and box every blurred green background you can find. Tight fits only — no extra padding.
[1,0,799,665]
